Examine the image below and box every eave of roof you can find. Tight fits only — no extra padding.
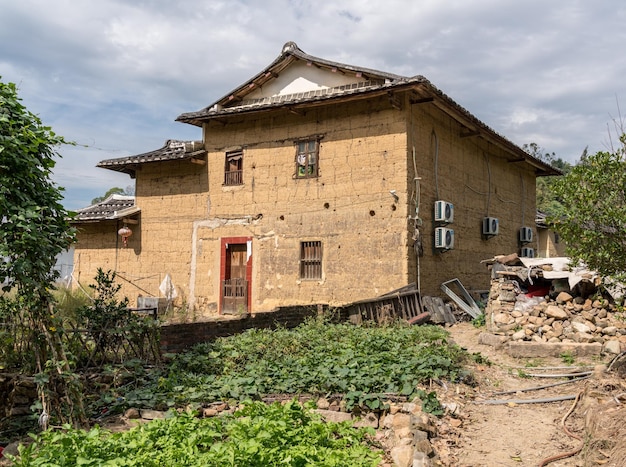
[97,140,206,178]
[175,42,560,177]
[72,194,139,223]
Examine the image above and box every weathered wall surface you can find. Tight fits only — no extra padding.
[406,100,537,295]
[193,96,410,312]
[537,228,566,258]
[75,91,538,316]
[75,97,410,313]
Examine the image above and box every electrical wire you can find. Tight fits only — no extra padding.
[431,129,440,201]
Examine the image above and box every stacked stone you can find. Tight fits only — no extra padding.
[0,375,38,419]
[486,278,626,354]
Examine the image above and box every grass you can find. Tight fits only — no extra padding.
[560,352,575,365]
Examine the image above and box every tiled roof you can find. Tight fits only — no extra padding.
[177,42,412,125]
[174,42,560,176]
[97,140,206,177]
[73,195,138,222]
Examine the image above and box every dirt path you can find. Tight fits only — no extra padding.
[438,322,599,467]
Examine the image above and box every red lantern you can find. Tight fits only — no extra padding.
[118,225,132,247]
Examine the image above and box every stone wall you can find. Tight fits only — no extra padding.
[0,374,37,428]
[485,278,626,354]
[160,306,350,353]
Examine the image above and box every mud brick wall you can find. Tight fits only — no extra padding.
[75,92,536,318]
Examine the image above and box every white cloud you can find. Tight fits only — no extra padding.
[1,0,625,207]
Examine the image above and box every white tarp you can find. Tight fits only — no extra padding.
[518,257,598,289]
[159,273,178,300]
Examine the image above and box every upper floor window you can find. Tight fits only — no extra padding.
[224,150,243,186]
[295,140,319,178]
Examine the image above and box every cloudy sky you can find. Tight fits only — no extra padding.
[2,0,625,210]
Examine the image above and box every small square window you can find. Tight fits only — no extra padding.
[300,241,322,279]
[295,140,319,178]
[224,151,243,185]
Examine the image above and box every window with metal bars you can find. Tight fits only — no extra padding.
[224,150,243,185]
[295,140,319,178]
[300,241,322,280]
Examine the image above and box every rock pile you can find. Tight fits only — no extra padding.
[486,278,626,354]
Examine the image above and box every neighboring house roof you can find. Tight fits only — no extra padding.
[97,140,206,178]
[176,41,560,177]
[72,194,139,223]
[536,211,549,229]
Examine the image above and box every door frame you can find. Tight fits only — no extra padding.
[219,236,253,314]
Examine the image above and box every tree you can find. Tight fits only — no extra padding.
[91,185,134,204]
[551,133,626,279]
[523,143,573,217]
[0,78,87,425]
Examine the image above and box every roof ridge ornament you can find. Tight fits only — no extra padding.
[168,140,185,149]
[282,41,298,54]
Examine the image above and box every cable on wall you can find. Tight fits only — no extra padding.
[486,151,492,216]
[520,173,526,225]
[431,129,440,201]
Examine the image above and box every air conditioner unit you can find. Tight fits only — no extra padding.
[520,247,535,258]
[434,200,454,223]
[519,226,533,243]
[482,217,499,236]
[435,227,455,250]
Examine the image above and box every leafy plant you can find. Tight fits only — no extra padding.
[76,269,131,355]
[560,352,575,365]
[472,313,486,328]
[11,401,383,466]
[415,389,444,416]
[524,359,544,368]
[100,319,469,415]
[469,352,491,366]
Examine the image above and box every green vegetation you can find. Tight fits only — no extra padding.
[523,142,574,218]
[12,320,471,465]
[10,400,382,467]
[551,136,626,279]
[471,313,486,328]
[91,185,134,204]
[101,320,469,415]
[0,78,89,425]
[524,358,545,368]
[560,352,575,365]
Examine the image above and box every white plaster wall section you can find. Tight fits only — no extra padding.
[187,216,260,309]
[246,61,361,98]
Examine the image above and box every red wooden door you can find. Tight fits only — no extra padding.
[222,244,248,314]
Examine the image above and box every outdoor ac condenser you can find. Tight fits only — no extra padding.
[482,217,499,236]
[520,247,535,258]
[434,200,454,223]
[435,227,454,250]
[519,226,533,243]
